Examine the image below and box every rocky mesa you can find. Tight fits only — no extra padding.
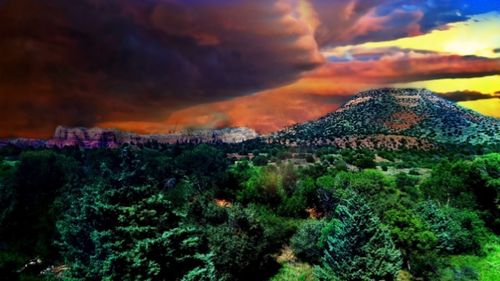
[1,126,259,149]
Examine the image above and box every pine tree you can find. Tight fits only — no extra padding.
[315,193,402,281]
[57,183,216,281]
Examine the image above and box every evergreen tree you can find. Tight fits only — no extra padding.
[315,193,402,281]
[57,183,215,281]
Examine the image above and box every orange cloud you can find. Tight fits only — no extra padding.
[100,51,500,134]
[101,90,343,135]
[313,52,500,83]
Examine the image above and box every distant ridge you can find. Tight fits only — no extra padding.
[267,88,500,149]
[0,126,259,149]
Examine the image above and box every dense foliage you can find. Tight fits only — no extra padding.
[0,143,498,280]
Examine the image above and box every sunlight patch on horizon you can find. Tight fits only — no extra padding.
[392,75,500,94]
[393,75,500,118]
[323,12,500,59]
[459,99,500,118]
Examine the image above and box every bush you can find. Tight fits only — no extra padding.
[237,166,284,206]
[417,201,488,254]
[305,155,315,163]
[253,155,269,166]
[291,220,327,263]
[383,208,439,277]
[271,263,315,281]
[204,205,282,281]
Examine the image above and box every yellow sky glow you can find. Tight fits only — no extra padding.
[393,75,500,94]
[393,75,500,117]
[323,12,500,58]
[459,99,500,118]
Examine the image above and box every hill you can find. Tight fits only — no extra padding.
[268,88,500,149]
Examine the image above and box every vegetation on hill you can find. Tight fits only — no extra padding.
[270,88,500,149]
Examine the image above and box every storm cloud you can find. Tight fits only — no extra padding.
[0,0,323,137]
[437,90,500,102]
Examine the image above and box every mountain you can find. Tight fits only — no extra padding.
[2,88,498,150]
[267,88,500,149]
[1,126,259,149]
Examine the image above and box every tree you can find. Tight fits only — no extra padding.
[175,144,229,190]
[383,208,438,277]
[467,153,500,232]
[316,175,335,191]
[420,160,476,209]
[57,183,215,281]
[306,154,315,163]
[353,155,376,169]
[0,158,16,227]
[332,170,395,214]
[315,193,402,281]
[420,154,499,232]
[417,201,488,254]
[0,150,78,259]
[394,172,421,202]
[187,199,282,281]
[277,166,310,218]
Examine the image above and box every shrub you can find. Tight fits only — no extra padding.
[237,167,284,206]
[253,155,269,166]
[417,201,488,254]
[291,220,327,263]
[306,155,315,163]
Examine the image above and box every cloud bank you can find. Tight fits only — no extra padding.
[0,0,499,137]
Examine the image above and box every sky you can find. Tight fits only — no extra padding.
[0,0,499,138]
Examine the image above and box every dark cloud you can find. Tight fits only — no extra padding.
[0,0,323,137]
[311,0,432,46]
[312,0,500,47]
[306,94,352,105]
[437,90,500,102]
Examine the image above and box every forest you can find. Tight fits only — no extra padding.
[0,142,498,281]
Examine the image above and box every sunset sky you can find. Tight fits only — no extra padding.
[1,0,499,138]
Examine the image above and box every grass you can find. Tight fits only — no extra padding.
[442,239,500,281]
[270,263,316,281]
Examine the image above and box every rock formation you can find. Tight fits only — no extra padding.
[1,126,259,149]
